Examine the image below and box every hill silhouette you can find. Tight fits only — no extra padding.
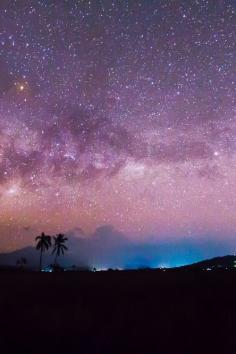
[0,244,88,270]
[180,255,236,270]
[2,225,236,269]
[0,242,236,272]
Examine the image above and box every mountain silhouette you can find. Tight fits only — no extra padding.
[0,242,89,269]
[0,240,236,272]
[1,225,236,269]
[180,255,236,270]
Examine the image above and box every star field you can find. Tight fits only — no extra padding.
[0,0,235,251]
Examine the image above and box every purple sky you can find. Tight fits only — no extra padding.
[0,1,236,264]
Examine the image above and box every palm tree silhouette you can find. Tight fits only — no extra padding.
[52,233,68,266]
[16,257,27,269]
[35,232,51,271]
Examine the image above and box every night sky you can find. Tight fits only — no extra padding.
[0,1,236,265]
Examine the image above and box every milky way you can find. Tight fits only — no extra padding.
[0,0,235,252]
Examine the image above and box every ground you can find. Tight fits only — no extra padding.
[0,269,236,354]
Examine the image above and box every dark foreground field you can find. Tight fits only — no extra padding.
[1,269,236,354]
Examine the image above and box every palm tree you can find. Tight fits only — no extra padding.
[35,232,51,271]
[52,233,68,266]
[16,257,27,269]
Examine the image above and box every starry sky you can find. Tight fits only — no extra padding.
[0,0,236,263]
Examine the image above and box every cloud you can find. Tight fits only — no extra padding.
[64,225,236,269]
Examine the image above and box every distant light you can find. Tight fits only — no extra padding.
[42,267,53,273]
[158,263,169,269]
[95,267,108,271]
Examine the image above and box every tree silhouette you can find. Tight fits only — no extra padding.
[35,232,51,271]
[52,233,68,266]
[16,257,27,269]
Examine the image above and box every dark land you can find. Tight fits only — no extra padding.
[1,266,236,354]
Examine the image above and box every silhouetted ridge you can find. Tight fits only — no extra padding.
[180,255,236,270]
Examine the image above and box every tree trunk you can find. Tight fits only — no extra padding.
[54,252,58,266]
[39,249,43,271]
